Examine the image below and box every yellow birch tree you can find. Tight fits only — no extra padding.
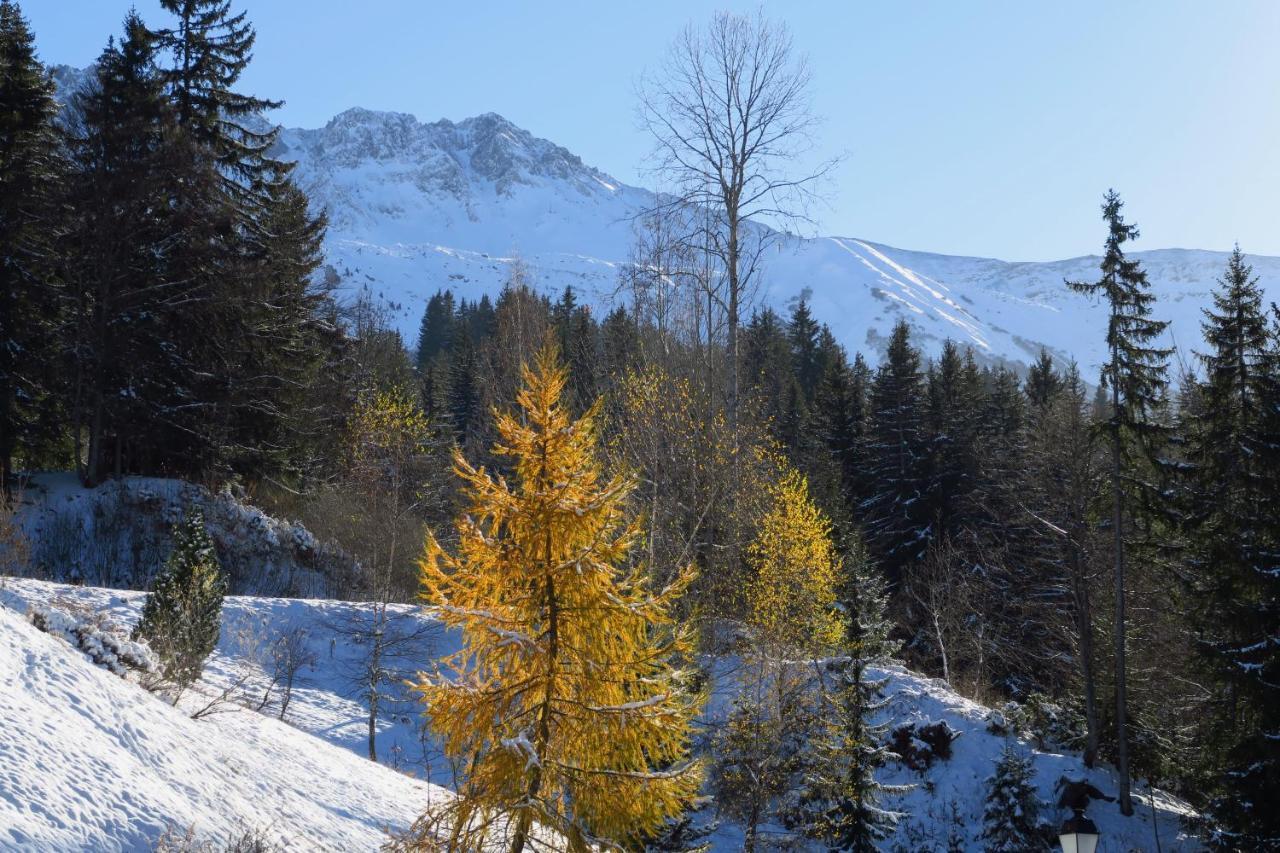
[407,341,703,852]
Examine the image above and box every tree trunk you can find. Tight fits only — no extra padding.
[727,216,740,433]
[1073,545,1101,768]
[1111,377,1133,816]
[510,467,559,853]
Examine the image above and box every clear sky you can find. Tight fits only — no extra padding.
[24,0,1280,261]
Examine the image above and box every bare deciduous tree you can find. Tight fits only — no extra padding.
[638,10,834,426]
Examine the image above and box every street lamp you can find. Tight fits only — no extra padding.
[1058,814,1100,853]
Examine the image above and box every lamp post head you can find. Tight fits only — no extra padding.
[1058,814,1100,853]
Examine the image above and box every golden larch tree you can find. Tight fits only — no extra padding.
[747,466,845,657]
[409,341,702,852]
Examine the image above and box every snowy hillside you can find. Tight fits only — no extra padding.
[1,578,1202,851]
[0,587,451,852]
[274,106,1280,373]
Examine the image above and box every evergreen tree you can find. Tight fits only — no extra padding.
[1025,348,1062,413]
[981,746,1050,852]
[64,12,194,484]
[788,296,824,403]
[133,510,227,691]
[922,341,982,543]
[444,326,481,447]
[410,341,702,852]
[1067,189,1171,815]
[789,533,902,851]
[862,320,929,582]
[1187,249,1280,849]
[154,0,286,210]
[0,0,63,489]
[819,343,870,514]
[741,308,794,438]
[414,289,455,373]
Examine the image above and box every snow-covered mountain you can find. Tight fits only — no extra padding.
[276,106,1280,374]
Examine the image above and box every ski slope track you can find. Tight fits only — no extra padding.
[274,106,1280,373]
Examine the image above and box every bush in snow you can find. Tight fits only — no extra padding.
[133,510,227,691]
[888,720,958,772]
[152,823,283,852]
[26,599,156,676]
[991,692,1086,752]
[981,745,1051,852]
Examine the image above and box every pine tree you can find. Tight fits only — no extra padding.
[981,746,1050,852]
[133,510,227,691]
[862,320,929,582]
[1187,249,1280,849]
[0,0,63,490]
[64,12,202,484]
[415,290,455,373]
[409,341,702,852]
[789,532,902,851]
[922,341,982,543]
[154,0,287,210]
[1067,190,1171,814]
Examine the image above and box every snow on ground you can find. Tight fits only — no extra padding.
[0,588,451,852]
[2,577,1203,851]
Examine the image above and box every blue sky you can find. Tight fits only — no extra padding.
[26,1,1280,261]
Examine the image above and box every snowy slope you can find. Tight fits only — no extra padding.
[2,578,1202,851]
[0,589,452,852]
[274,107,1280,373]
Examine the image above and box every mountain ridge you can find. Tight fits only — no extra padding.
[48,64,1280,371]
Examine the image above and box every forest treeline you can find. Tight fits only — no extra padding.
[1,0,1277,847]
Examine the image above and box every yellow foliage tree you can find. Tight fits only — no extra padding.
[747,466,845,657]
[409,342,703,852]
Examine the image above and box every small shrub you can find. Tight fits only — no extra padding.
[993,692,1086,751]
[888,720,959,771]
[981,746,1052,851]
[152,824,282,852]
[134,511,227,691]
[27,599,156,676]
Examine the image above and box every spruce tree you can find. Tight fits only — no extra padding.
[134,510,227,691]
[1067,190,1170,814]
[789,532,902,852]
[862,320,929,583]
[1025,348,1063,413]
[1187,249,1280,848]
[981,746,1050,852]
[154,0,286,210]
[0,0,62,490]
[922,340,982,543]
[65,13,178,484]
[415,289,455,373]
[788,297,824,403]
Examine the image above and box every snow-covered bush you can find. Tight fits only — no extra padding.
[25,599,156,677]
[981,746,1052,852]
[889,719,959,772]
[152,824,283,852]
[989,692,1086,751]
